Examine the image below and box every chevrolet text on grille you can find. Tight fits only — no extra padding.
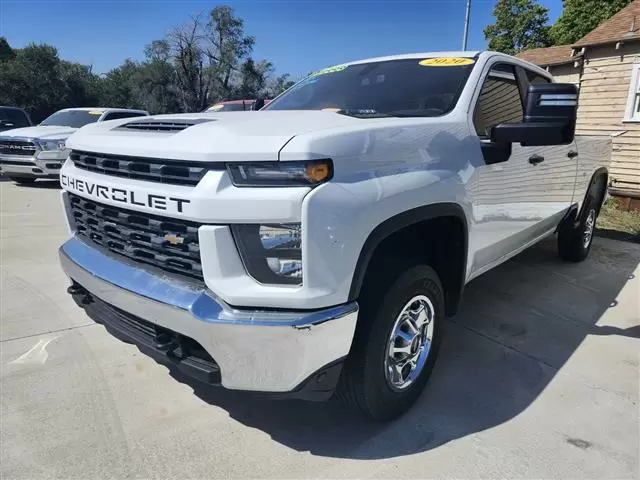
[60,174,190,212]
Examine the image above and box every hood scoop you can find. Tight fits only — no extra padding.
[119,118,216,133]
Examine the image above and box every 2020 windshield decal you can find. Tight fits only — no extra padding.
[419,57,475,67]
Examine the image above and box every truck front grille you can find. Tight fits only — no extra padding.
[0,140,37,156]
[70,150,221,186]
[69,194,203,280]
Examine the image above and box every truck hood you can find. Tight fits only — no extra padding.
[66,111,363,162]
[0,125,77,140]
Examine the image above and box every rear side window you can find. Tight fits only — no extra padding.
[473,64,524,137]
[0,108,30,128]
[103,112,147,121]
[526,71,551,84]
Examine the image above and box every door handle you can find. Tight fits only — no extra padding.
[567,150,578,158]
[529,154,545,165]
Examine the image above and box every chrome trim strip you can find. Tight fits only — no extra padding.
[60,237,357,327]
[539,100,577,107]
[539,94,577,100]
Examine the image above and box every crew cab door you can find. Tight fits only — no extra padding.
[467,61,577,277]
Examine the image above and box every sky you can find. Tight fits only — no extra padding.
[0,0,564,80]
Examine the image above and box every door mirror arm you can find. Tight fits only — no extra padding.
[480,137,512,165]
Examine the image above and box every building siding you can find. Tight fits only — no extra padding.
[575,43,640,194]
[548,63,581,86]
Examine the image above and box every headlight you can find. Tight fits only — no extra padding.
[227,160,332,187]
[231,223,302,285]
[37,139,66,151]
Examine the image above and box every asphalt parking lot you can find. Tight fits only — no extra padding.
[1,178,639,479]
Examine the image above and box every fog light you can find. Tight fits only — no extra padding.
[231,223,302,285]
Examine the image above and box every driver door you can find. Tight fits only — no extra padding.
[467,62,575,277]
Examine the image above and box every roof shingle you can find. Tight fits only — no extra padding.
[572,0,640,48]
[516,45,575,67]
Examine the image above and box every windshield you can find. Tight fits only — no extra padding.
[265,58,476,117]
[40,110,103,128]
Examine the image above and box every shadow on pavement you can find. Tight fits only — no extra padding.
[157,237,638,460]
[0,176,61,188]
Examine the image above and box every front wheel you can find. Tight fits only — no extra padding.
[337,262,444,421]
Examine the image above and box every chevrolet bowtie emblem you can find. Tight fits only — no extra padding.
[164,233,185,245]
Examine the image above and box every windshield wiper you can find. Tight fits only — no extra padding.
[336,109,394,118]
[336,108,439,119]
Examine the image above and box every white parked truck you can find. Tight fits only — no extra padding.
[0,107,148,184]
[58,51,609,420]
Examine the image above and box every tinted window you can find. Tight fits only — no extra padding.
[473,64,524,137]
[264,58,475,117]
[526,70,551,84]
[40,110,102,128]
[103,112,147,121]
[0,108,30,128]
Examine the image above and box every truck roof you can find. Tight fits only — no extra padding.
[57,107,149,115]
[345,51,482,66]
[337,50,551,81]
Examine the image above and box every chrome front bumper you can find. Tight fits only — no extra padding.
[0,154,63,177]
[60,238,358,394]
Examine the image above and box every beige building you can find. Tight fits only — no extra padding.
[517,45,582,85]
[517,0,640,199]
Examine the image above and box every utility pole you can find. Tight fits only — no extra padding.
[462,0,471,51]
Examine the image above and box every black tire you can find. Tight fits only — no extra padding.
[11,177,36,185]
[337,260,444,421]
[558,194,598,262]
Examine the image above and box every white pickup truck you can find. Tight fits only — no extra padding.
[0,107,148,184]
[58,51,609,420]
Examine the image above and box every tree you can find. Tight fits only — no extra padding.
[269,73,296,97]
[206,6,255,97]
[484,0,552,55]
[233,58,273,99]
[99,59,145,110]
[0,6,289,116]
[0,44,68,121]
[550,0,633,45]
[0,37,15,62]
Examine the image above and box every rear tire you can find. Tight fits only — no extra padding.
[337,260,444,421]
[11,177,36,185]
[558,194,598,262]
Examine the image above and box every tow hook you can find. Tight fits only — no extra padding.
[67,284,93,305]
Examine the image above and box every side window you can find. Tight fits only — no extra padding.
[473,64,524,137]
[526,70,551,84]
[0,109,31,127]
[103,112,146,121]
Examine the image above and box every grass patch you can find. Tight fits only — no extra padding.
[596,200,640,242]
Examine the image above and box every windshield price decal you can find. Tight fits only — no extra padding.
[311,64,349,77]
[419,57,475,67]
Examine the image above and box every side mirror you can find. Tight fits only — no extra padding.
[491,83,578,146]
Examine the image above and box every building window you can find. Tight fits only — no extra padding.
[624,64,640,122]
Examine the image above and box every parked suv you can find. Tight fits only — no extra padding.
[0,106,32,132]
[58,52,609,420]
[0,107,149,185]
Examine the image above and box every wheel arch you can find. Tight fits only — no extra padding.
[347,203,469,316]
